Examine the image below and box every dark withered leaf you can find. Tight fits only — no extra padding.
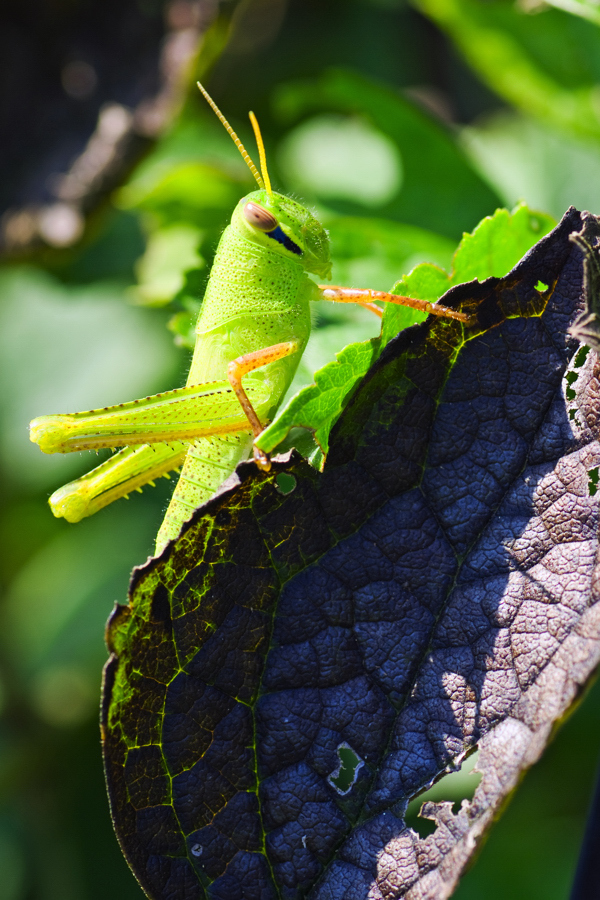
[102,207,600,900]
[569,216,600,351]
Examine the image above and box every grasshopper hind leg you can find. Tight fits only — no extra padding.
[49,442,188,523]
[155,432,252,554]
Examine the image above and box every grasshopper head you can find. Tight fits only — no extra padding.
[234,190,332,279]
[196,84,331,279]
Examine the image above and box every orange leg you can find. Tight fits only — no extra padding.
[318,285,471,323]
[227,340,299,471]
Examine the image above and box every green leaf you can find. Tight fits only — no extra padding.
[118,161,244,229]
[381,203,555,342]
[451,204,555,282]
[543,0,600,26]
[257,204,555,459]
[258,337,380,460]
[327,215,456,291]
[274,68,502,239]
[461,111,600,221]
[116,112,259,230]
[130,225,204,308]
[414,0,600,141]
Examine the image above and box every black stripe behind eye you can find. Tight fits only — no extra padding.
[266,225,302,256]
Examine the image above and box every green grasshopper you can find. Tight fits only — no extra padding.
[29,83,469,556]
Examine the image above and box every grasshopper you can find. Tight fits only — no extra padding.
[29,84,469,556]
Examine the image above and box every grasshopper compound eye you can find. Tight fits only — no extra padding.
[243,201,278,232]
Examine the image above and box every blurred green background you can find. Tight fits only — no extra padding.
[1,0,600,896]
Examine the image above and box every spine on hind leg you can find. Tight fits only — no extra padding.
[155,432,252,554]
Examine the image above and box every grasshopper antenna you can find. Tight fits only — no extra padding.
[197,81,265,190]
[249,111,272,197]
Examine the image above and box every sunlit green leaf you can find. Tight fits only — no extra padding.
[274,68,501,238]
[328,215,456,290]
[414,0,600,140]
[258,203,555,459]
[279,114,403,206]
[118,161,243,229]
[543,0,600,26]
[130,225,204,307]
[461,112,600,220]
[0,268,178,490]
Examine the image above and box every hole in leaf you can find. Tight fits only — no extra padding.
[574,344,591,368]
[404,749,481,838]
[407,812,436,839]
[275,472,297,494]
[535,280,548,292]
[328,743,364,794]
[589,467,599,496]
[566,370,579,401]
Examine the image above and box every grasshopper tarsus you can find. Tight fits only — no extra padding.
[253,445,272,472]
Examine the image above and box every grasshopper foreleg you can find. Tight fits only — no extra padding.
[227,340,300,471]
